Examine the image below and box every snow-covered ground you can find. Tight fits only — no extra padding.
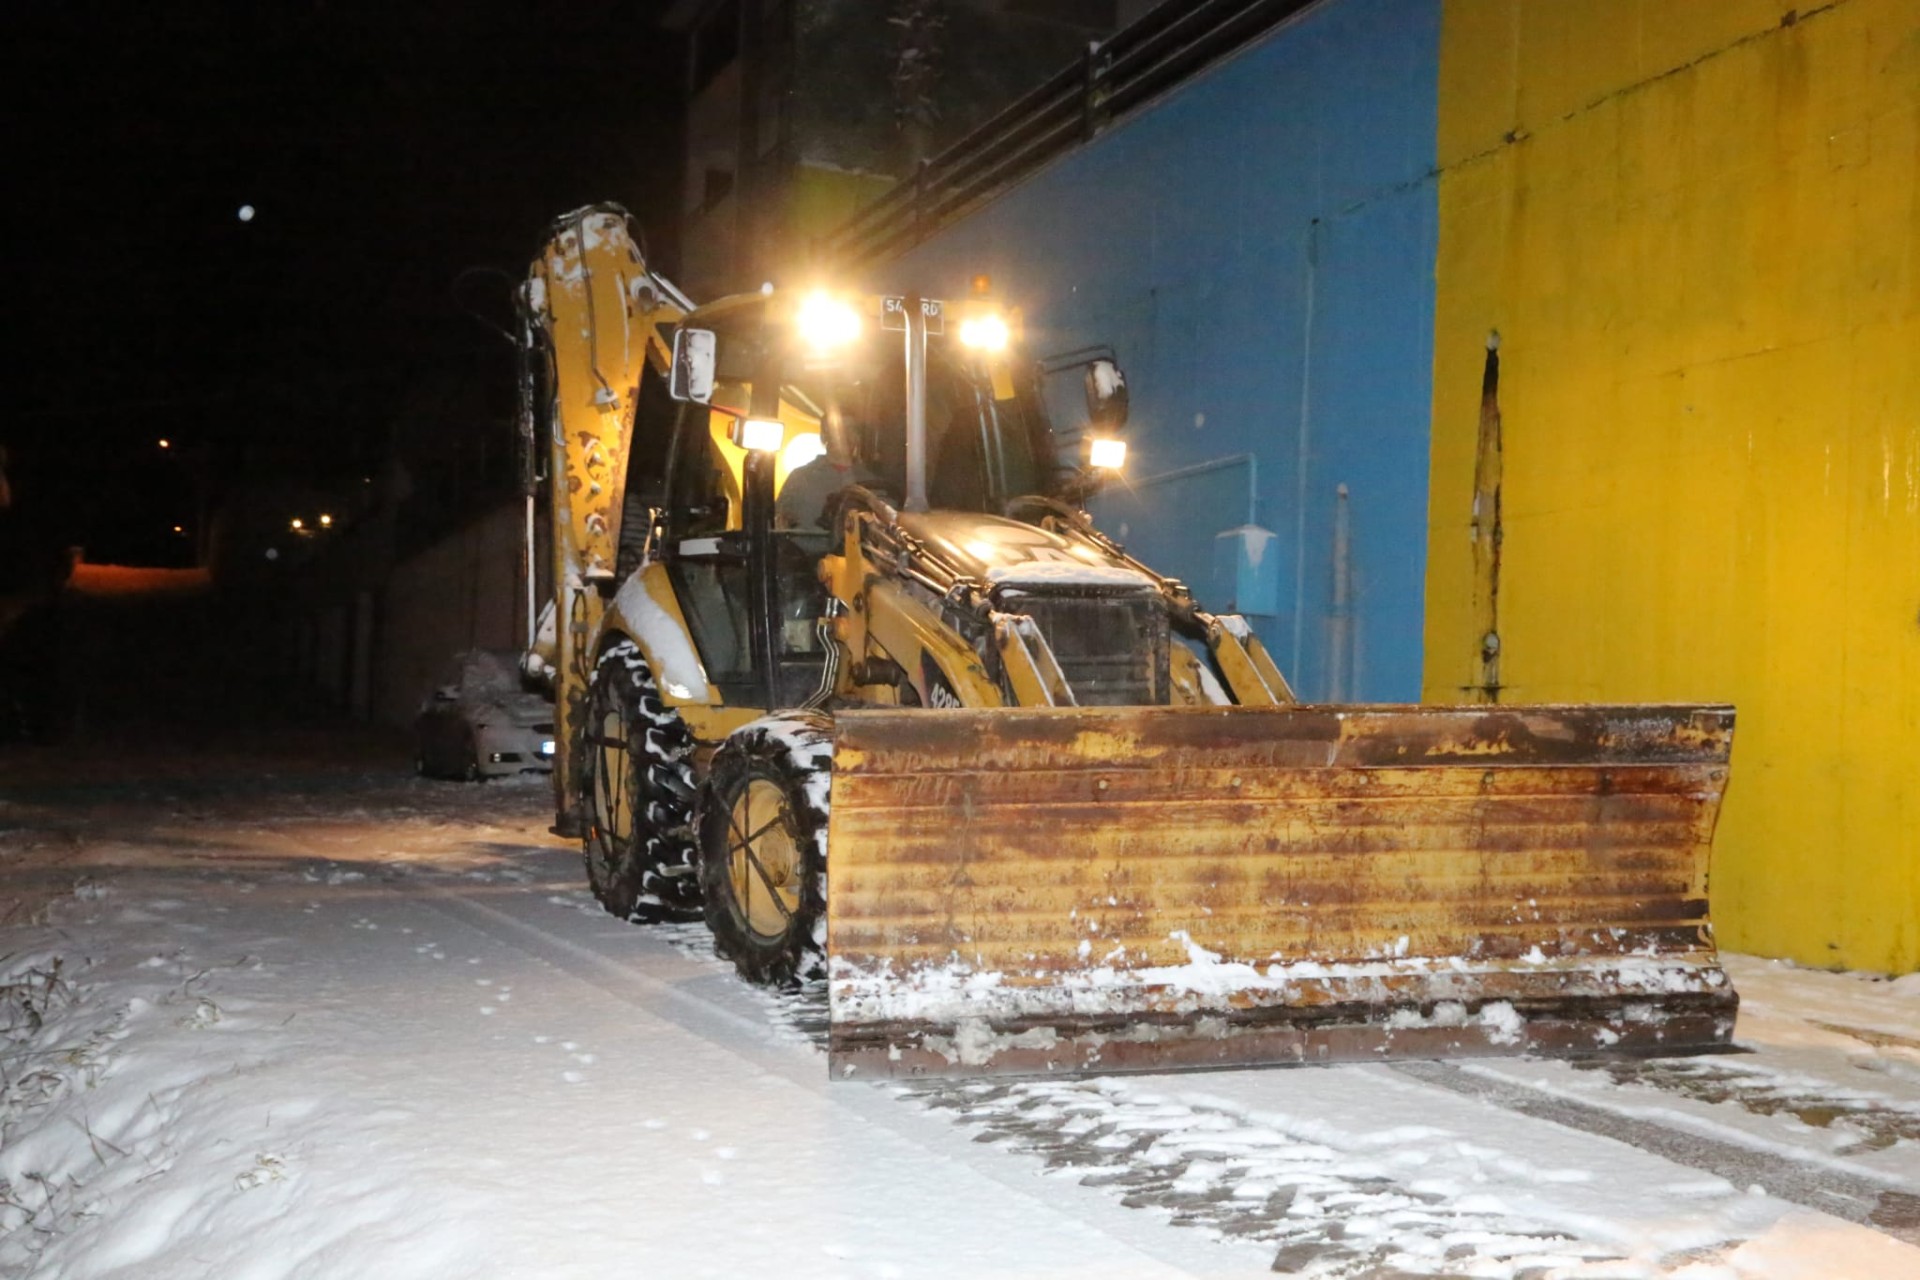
[2,745,1916,1278]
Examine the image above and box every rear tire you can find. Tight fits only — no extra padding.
[580,641,701,922]
[697,714,832,985]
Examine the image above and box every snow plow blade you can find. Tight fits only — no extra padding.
[825,704,1737,1079]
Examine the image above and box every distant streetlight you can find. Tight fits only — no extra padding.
[157,438,171,449]
[318,513,333,527]
[172,524,184,534]
[238,204,256,222]
[290,518,304,531]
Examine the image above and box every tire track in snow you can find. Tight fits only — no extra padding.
[410,886,810,1072]
[1391,1062,1920,1246]
[1812,1022,1920,1056]
[901,1077,1632,1278]
[1568,1056,1920,1156]
[652,920,831,1047]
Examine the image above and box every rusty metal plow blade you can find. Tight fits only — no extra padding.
[824,704,1737,1079]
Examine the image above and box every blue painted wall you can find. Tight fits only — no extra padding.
[866,0,1440,701]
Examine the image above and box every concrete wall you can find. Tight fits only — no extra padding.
[373,501,535,728]
[865,0,1443,701]
[1427,0,1920,971]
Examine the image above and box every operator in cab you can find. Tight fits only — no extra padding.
[775,409,875,531]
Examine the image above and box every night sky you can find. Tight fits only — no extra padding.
[9,1,682,571]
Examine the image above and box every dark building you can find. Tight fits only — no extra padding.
[662,0,1155,297]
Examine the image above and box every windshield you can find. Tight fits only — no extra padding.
[785,328,1059,514]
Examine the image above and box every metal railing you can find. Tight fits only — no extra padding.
[818,0,1322,270]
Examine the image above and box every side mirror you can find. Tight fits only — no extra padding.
[669,328,717,404]
[1084,358,1129,430]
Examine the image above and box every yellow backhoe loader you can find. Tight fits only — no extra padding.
[520,205,1737,1078]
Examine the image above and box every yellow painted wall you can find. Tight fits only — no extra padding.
[1430,0,1920,972]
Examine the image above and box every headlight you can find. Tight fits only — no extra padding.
[797,291,861,349]
[1088,437,1127,470]
[735,417,785,453]
[958,313,1009,351]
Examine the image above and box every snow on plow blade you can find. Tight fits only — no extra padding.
[825,704,1737,1079]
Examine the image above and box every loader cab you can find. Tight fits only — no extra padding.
[784,322,1062,516]
[670,296,1068,506]
[657,296,831,710]
[658,288,1090,712]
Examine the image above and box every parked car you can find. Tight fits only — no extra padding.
[414,649,555,780]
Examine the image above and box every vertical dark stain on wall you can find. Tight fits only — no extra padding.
[1469,332,1504,702]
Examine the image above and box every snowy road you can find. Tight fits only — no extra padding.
[2,749,1917,1278]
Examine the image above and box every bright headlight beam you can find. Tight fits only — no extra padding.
[739,417,785,453]
[797,292,861,349]
[1088,437,1127,470]
[958,314,1009,351]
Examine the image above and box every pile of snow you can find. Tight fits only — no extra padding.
[829,938,1728,1028]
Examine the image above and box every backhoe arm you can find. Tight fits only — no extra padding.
[523,205,687,831]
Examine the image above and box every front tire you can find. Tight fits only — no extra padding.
[580,641,701,922]
[697,714,832,985]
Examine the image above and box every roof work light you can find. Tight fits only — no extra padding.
[1088,437,1127,470]
[796,291,861,350]
[958,312,1009,351]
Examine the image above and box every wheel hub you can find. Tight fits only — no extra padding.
[591,706,631,843]
[727,778,801,940]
